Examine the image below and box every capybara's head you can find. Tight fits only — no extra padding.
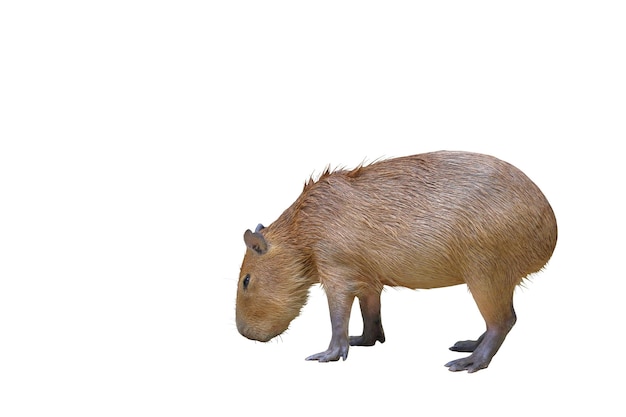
[236,224,311,342]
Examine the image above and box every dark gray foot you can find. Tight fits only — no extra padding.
[308,290,353,362]
[305,340,349,362]
[349,331,385,347]
[445,354,491,373]
[445,329,508,373]
[449,333,485,352]
[351,292,385,347]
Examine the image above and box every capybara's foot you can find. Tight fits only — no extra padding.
[449,333,485,352]
[445,354,491,373]
[305,341,349,362]
[446,327,511,372]
[349,329,385,346]
[349,335,382,346]
[352,292,385,347]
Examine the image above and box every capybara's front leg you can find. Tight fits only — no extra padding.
[350,290,385,346]
[306,291,354,362]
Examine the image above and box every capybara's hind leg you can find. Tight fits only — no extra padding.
[350,291,385,346]
[446,283,517,373]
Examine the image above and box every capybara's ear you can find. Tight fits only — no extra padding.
[255,224,265,233]
[244,229,268,255]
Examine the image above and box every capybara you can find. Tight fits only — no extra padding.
[236,151,557,372]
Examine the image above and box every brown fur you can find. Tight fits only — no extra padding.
[236,151,557,372]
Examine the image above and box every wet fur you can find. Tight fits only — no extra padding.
[236,151,557,372]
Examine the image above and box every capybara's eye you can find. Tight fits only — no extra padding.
[243,274,250,290]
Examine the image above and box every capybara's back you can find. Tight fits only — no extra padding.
[297,151,557,291]
[236,151,557,373]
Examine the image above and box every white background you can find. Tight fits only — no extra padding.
[1,1,624,416]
